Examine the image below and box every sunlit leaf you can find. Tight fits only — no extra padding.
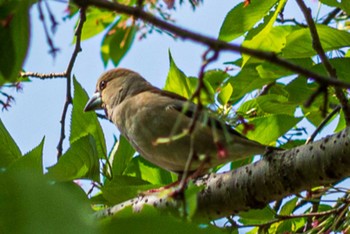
[282,25,350,58]
[219,0,278,41]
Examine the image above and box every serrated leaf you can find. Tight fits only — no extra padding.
[46,135,100,182]
[242,0,288,65]
[164,51,192,98]
[111,135,135,176]
[282,25,350,58]
[0,119,22,168]
[8,137,44,174]
[218,0,279,41]
[71,77,106,159]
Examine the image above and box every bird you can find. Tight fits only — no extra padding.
[84,68,269,175]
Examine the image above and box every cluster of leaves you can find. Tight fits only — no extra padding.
[1,0,350,233]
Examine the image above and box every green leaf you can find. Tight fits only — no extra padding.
[230,157,254,170]
[282,25,350,58]
[111,135,135,176]
[0,119,22,168]
[239,206,275,225]
[242,0,288,65]
[100,206,222,234]
[124,156,177,185]
[335,110,345,133]
[75,8,116,42]
[203,69,230,89]
[217,83,233,105]
[301,89,338,127]
[240,115,303,145]
[0,170,95,234]
[228,65,275,104]
[276,220,293,233]
[8,137,44,174]
[238,94,297,116]
[218,0,279,41]
[279,197,298,215]
[284,77,314,104]
[164,51,192,98]
[256,58,314,79]
[108,25,136,66]
[71,77,106,159]
[184,182,204,220]
[46,135,100,182]
[101,175,156,204]
[341,0,350,14]
[311,58,350,82]
[0,0,31,85]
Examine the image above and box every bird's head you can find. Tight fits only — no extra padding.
[84,68,151,114]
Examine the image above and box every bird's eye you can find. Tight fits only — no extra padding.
[99,80,107,90]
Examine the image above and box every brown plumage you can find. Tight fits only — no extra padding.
[84,68,268,174]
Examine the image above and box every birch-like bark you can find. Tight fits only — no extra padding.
[97,127,350,220]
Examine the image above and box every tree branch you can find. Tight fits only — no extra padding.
[96,127,350,220]
[56,7,86,158]
[296,0,350,125]
[72,0,350,89]
[20,71,66,79]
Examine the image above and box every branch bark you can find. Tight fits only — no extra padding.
[97,127,350,220]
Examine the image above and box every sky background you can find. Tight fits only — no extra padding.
[1,0,337,171]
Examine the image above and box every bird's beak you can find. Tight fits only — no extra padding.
[84,92,103,112]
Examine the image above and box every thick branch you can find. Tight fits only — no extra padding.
[97,127,350,220]
[72,0,350,89]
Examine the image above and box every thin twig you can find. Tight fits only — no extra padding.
[306,105,341,144]
[179,49,219,190]
[304,85,326,108]
[188,49,219,133]
[238,200,349,228]
[44,0,59,33]
[20,71,66,79]
[72,0,350,89]
[37,0,59,57]
[322,7,341,25]
[296,0,350,125]
[56,7,86,158]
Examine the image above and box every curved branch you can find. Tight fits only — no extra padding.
[72,0,350,89]
[296,0,350,125]
[56,7,86,158]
